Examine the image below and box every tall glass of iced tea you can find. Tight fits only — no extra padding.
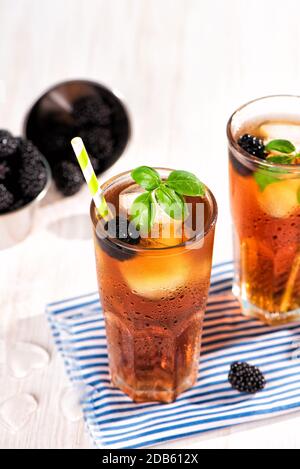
[228,95,300,325]
[90,168,217,403]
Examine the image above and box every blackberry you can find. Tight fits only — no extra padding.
[0,130,19,158]
[228,362,266,394]
[104,216,140,245]
[98,216,140,261]
[238,134,265,158]
[19,156,48,199]
[38,121,74,159]
[79,127,114,161]
[73,96,112,127]
[0,184,14,212]
[17,138,44,163]
[53,160,84,196]
[0,160,11,181]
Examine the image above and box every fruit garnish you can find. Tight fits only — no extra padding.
[238,134,265,158]
[258,179,300,218]
[228,362,265,394]
[98,216,141,262]
[130,166,205,232]
[237,134,300,192]
[104,216,140,245]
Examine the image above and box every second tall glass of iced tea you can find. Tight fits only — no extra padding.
[91,169,217,403]
[228,95,300,325]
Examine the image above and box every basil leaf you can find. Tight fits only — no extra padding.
[166,170,206,196]
[155,185,187,220]
[265,139,295,154]
[254,169,282,191]
[130,192,155,231]
[131,166,161,191]
[266,154,294,164]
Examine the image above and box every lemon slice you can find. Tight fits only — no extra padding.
[119,255,191,300]
[258,179,300,218]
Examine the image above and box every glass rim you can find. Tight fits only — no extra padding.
[90,168,218,253]
[227,94,300,173]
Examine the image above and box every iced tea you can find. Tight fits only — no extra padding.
[228,96,300,325]
[90,169,217,402]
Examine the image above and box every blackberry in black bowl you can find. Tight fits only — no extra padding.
[0,134,50,215]
[0,132,51,249]
[24,79,131,197]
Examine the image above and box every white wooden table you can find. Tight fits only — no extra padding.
[1,0,300,449]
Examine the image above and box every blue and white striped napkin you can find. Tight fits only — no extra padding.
[47,261,300,449]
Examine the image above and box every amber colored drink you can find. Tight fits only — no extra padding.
[90,169,217,403]
[228,96,300,325]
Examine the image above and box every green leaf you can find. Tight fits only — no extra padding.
[265,139,295,154]
[131,166,161,191]
[155,185,187,220]
[166,170,206,196]
[254,169,282,191]
[266,154,294,164]
[130,192,155,232]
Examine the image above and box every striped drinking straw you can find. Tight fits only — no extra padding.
[71,137,110,220]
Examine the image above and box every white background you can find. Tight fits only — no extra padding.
[1,0,300,449]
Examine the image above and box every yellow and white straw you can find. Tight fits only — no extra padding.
[71,137,109,219]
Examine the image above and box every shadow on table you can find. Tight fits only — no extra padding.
[46,213,92,241]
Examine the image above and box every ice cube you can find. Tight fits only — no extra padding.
[119,184,144,217]
[258,179,300,218]
[259,122,300,148]
[0,394,38,433]
[119,184,185,246]
[60,386,83,422]
[7,341,50,378]
[119,254,191,300]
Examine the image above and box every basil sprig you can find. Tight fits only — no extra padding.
[130,167,205,231]
[265,139,296,154]
[130,192,156,232]
[254,168,285,191]
[255,138,300,191]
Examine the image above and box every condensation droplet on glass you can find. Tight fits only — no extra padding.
[7,341,50,378]
[0,394,38,433]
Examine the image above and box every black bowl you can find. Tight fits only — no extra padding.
[24,79,131,173]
